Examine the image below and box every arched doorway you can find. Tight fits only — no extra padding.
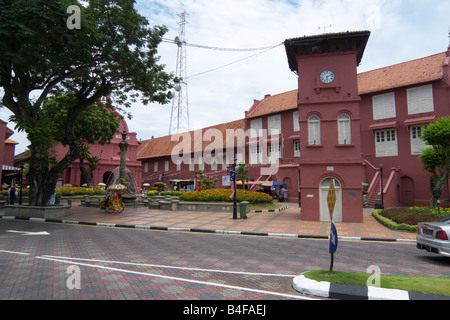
[103,171,113,187]
[319,177,343,222]
[282,177,292,201]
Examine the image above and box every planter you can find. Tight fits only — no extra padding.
[4,204,71,219]
[177,202,234,213]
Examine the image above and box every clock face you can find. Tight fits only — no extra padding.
[320,70,335,84]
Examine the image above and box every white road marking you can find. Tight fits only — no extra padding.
[41,255,296,278]
[0,249,31,255]
[5,230,50,236]
[36,255,315,300]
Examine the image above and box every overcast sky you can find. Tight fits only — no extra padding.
[2,0,450,154]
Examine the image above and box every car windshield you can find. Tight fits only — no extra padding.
[439,215,450,223]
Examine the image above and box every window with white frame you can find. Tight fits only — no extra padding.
[154,161,158,172]
[410,125,428,155]
[222,156,227,170]
[176,159,181,171]
[144,162,148,173]
[249,144,262,164]
[267,141,281,161]
[337,113,351,144]
[308,115,321,145]
[375,129,398,157]
[198,157,204,171]
[189,158,194,171]
[164,160,169,171]
[293,111,299,132]
[293,140,300,156]
[407,84,434,115]
[268,114,281,136]
[210,157,217,171]
[373,92,396,120]
[250,118,262,138]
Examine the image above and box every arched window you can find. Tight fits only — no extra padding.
[308,115,321,145]
[337,113,351,144]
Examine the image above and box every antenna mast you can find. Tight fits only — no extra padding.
[169,11,190,135]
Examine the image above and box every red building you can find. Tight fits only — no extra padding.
[137,32,450,222]
[283,31,370,222]
[137,120,245,190]
[54,111,142,191]
[0,119,20,188]
[359,49,450,209]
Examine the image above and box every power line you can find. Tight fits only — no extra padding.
[162,38,283,52]
[186,45,281,79]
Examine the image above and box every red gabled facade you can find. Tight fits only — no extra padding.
[53,111,142,191]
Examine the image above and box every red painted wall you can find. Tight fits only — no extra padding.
[360,78,450,207]
[54,113,142,191]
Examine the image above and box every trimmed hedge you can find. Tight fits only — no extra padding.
[177,189,272,204]
[372,209,417,232]
[146,190,184,197]
[0,186,106,197]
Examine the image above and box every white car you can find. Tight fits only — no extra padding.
[417,215,450,257]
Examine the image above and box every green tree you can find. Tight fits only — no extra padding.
[0,0,175,205]
[237,162,249,189]
[196,169,219,191]
[152,182,167,194]
[419,117,450,207]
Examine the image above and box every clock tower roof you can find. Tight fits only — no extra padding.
[284,30,370,73]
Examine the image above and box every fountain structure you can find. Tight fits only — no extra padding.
[113,129,137,204]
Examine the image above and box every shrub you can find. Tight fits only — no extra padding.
[55,186,106,196]
[146,190,184,197]
[151,182,167,193]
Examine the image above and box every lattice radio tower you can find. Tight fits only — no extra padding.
[169,11,190,135]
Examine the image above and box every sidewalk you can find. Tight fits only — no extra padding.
[2,202,416,242]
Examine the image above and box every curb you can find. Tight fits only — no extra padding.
[249,204,289,213]
[0,215,416,243]
[292,274,450,300]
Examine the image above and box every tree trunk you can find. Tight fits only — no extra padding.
[28,142,81,206]
[430,166,449,209]
[79,158,96,188]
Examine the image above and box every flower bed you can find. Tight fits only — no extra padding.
[177,189,272,204]
[1,186,107,198]
[56,186,106,196]
[372,206,450,232]
[146,190,184,197]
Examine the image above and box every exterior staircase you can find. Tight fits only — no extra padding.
[249,175,272,191]
[367,177,389,208]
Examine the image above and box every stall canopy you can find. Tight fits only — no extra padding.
[2,165,21,171]
[248,181,285,187]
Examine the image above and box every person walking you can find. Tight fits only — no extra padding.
[9,186,17,205]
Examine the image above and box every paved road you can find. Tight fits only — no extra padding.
[0,219,449,303]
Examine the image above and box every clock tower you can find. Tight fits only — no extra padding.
[284,31,370,222]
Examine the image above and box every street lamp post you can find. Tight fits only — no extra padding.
[19,163,24,205]
[232,158,237,220]
[380,164,384,209]
[227,158,238,220]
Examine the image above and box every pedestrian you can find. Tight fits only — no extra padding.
[49,192,56,205]
[9,186,17,205]
[281,187,288,202]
